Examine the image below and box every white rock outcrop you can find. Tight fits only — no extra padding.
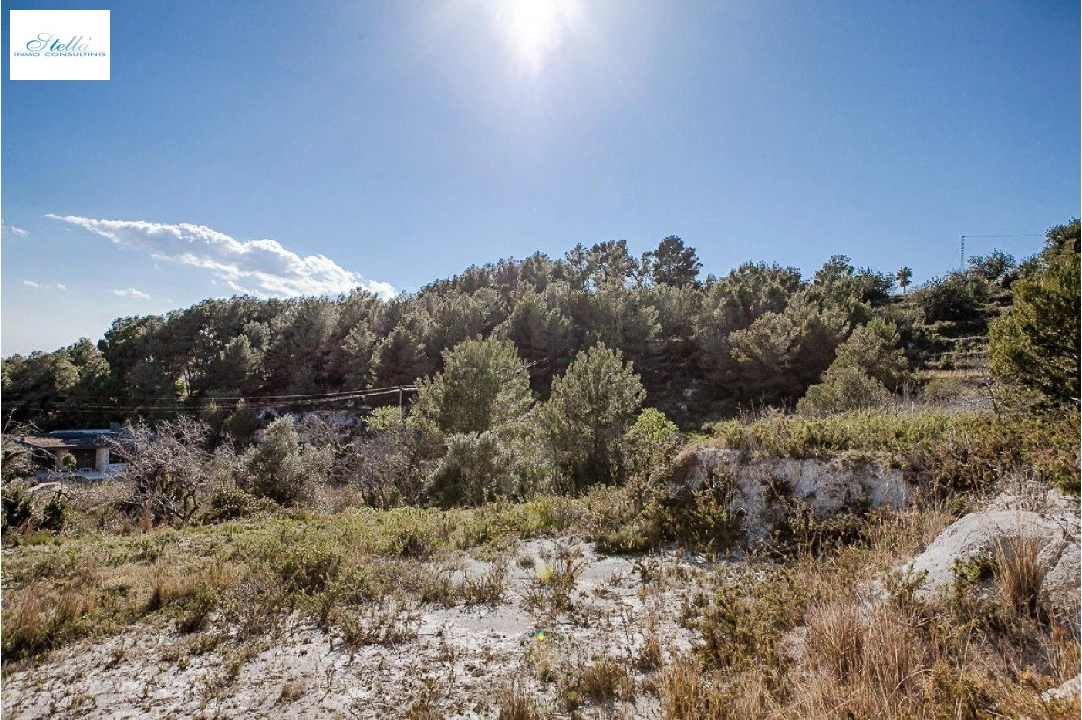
[678,448,914,543]
[904,498,1080,636]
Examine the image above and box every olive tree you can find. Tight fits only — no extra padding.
[244,415,331,506]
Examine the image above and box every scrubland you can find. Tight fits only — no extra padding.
[3,408,1078,719]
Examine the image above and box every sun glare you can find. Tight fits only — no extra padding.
[491,0,581,76]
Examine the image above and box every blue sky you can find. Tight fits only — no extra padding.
[2,0,1078,355]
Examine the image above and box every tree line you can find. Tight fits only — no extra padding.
[3,223,1078,432]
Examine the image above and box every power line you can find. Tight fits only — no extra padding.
[46,384,418,409]
[8,385,420,418]
[959,233,1044,270]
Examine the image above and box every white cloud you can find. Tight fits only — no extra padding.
[48,214,397,300]
[113,288,151,299]
[3,220,29,237]
[23,280,66,291]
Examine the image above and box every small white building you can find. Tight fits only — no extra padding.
[19,429,120,474]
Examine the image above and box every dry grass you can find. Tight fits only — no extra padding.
[656,501,1080,720]
[997,534,1049,621]
[495,681,543,720]
[332,599,420,650]
[804,596,865,681]
[2,477,1077,718]
[575,658,629,705]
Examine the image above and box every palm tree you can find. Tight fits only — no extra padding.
[896,266,913,294]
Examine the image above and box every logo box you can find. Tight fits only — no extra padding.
[10,10,110,80]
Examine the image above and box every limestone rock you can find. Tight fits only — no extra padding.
[904,503,1080,635]
[676,447,914,543]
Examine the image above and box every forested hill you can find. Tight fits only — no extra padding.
[4,222,1079,430]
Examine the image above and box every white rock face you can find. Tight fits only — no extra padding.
[1043,673,1081,702]
[680,448,914,543]
[904,499,1081,636]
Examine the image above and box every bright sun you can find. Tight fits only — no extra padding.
[492,0,581,75]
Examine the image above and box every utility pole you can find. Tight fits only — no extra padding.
[960,235,966,271]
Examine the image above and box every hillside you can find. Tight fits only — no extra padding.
[1,221,1079,718]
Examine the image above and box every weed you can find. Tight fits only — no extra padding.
[659,655,726,719]
[462,563,507,606]
[334,600,420,649]
[576,658,629,705]
[635,633,663,673]
[40,493,71,532]
[695,565,807,674]
[996,534,1049,622]
[525,547,584,617]
[278,542,342,594]
[804,597,864,681]
[495,681,543,720]
[278,681,306,704]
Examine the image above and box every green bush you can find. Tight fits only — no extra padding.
[40,494,70,532]
[695,566,807,672]
[2,485,34,532]
[989,241,1080,407]
[245,416,331,506]
[709,409,1080,498]
[623,408,681,480]
[424,431,516,508]
[539,343,646,489]
[797,365,892,416]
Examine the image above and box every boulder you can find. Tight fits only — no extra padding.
[904,502,1080,635]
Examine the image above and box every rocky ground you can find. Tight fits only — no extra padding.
[2,539,707,719]
[3,467,1079,719]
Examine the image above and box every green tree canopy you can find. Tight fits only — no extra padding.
[538,343,646,488]
[412,337,533,438]
[646,235,702,287]
[989,222,1080,406]
[832,318,908,390]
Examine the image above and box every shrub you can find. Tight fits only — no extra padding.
[561,658,629,708]
[708,409,1079,498]
[538,343,645,489]
[2,485,34,532]
[920,375,967,404]
[40,493,70,532]
[832,317,909,389]
[623,407,681,480]
[797,365,892,416]
[495,681,543,720]
[200,487,258,523]
[112,417,215,526]
[989,241,1080,407]
[340,420,418,508]
[695,566,806,672]
[425,431,516,508]
[366,406,404,432]
[245,416,331,506]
